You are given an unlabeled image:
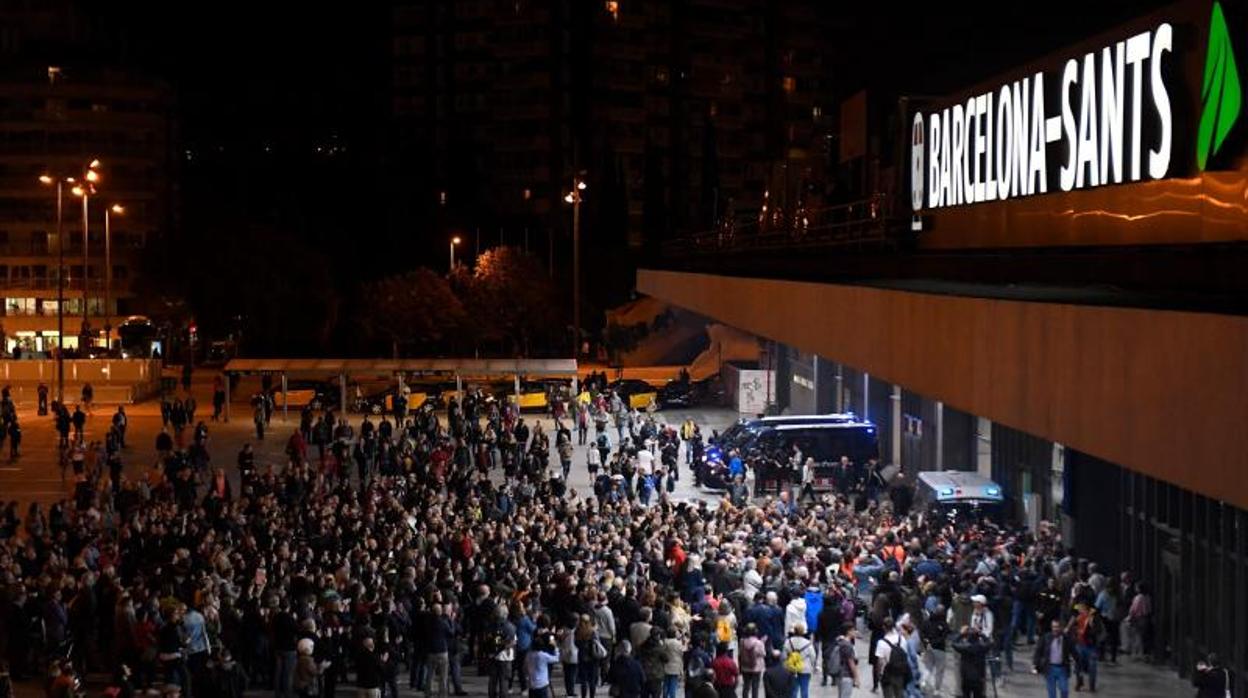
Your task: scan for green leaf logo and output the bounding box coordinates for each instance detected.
[1197,1,1242,170]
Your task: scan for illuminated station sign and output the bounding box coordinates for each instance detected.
[913,23,1176,212]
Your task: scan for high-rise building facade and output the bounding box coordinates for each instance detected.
[0,65,173,353]
[390,0,834,250]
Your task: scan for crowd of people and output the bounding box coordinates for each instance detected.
[0,379,1232,698]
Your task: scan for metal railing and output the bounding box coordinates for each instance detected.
[661,193,903,258]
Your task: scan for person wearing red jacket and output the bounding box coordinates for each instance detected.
[711,643,739,698]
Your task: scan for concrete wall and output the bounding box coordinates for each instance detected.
[638,269,1248,510]
[0,359,161,404]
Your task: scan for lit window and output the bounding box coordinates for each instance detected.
[782,77,796,93]
[812,106,822,118]
[605,0,619,21]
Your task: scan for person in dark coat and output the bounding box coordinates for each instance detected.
[951,625,991,698]
[1033,619,1076,698]
[606,642,644,698]
[1192,653,1234,698]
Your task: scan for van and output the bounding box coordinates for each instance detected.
[715,413,858,451]
[914,471,1005,522]
[748,418,880,491]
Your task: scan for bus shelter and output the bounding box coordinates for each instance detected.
[220,357,579,422]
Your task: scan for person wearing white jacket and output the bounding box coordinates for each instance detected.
[785,595,808,637]
[783,624,818,698]
[743,559,764,603]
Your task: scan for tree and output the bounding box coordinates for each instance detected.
[359,268,464,357]
[464,246,560,355]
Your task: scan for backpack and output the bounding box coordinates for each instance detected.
[783,639,806,674]
[825,639,849,678]
[738,639,761,668]
[716,618,733,644]
[882,639,911,684]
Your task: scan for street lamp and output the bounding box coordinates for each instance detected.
[38,174,66,402]
[104,204,124,350]
[39,159,98,400]
[450,236,461,271]
[564,174,586,358]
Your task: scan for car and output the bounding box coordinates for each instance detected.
[203,340,236,366]
[915,471,1005,522]
[272,379,339,410]
[355,386,429,414]
[609,378,660,410]
[657,375,725,409]
[505,381,551,411]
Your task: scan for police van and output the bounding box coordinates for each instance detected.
[914,471,1005,522]
[743,416,879,492]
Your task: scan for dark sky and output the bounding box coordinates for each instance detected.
[73,0,1177,268]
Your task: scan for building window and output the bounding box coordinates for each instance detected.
[5,298,36,316]
[782,76,796,93]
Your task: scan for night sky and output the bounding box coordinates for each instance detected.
[90,1,1172,263]
[40,0,1175,350]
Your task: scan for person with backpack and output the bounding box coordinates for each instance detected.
[875,618,912,698]
[781,624,815,698]
[737,624,766,698]
[1070,603,1105,692]
[826,627,858,698]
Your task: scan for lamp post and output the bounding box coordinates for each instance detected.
[564,175,586,358]
[72,160,100,349]
[449,236,461,271]
[38,174,65,402]
[104,204,123,351]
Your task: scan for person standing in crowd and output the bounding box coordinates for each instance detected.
[1192,653,1233,697]
[1034,619,1074,698]
[710,643,739,698]
[921,603,950,696]
[1127,582,1154,661]
[738,624,766,698]
[782,623,815,698]
[607,641,644,698]
[254,401,266,440]
[827,626,858,698]
[212,375,226,421]
[356,637,385,698]
[525,631,560,698]
[875,617,911,698]
[1070,602,1104,692]
[485,606,516,698]
[577,402,589,446]
[951,625,991,698]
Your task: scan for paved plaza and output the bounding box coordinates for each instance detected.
[1,376,1199,698]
